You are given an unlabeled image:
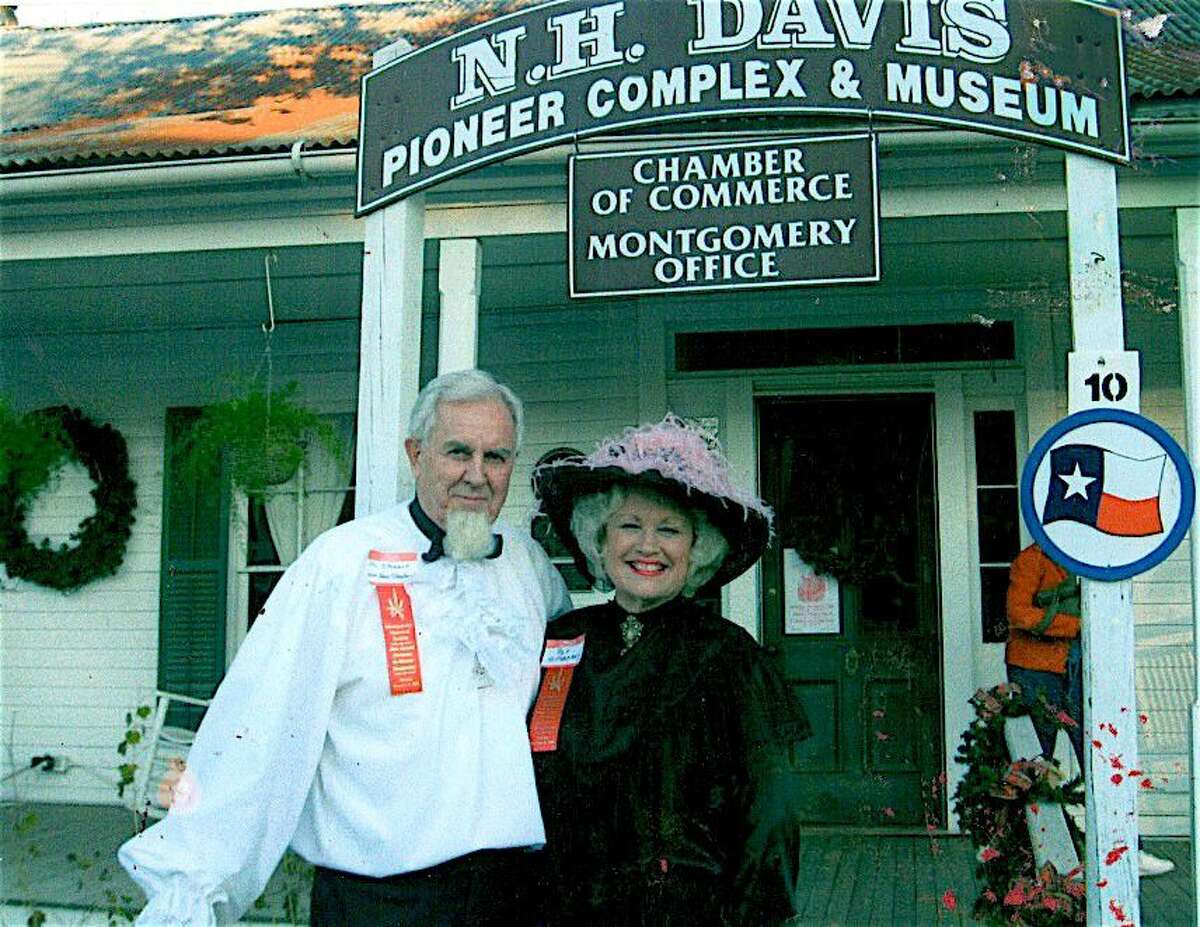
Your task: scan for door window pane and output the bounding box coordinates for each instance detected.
[977,488,1020,563]
[974,411,1017,485]
[981,566,1010,643]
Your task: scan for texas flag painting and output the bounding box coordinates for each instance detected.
[1042,444,1166,537]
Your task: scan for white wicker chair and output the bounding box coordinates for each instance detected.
[126,690,212,819]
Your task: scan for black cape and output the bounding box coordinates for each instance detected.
[532,597,811,926]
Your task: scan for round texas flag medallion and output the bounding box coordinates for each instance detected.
[1021,410,1195,581]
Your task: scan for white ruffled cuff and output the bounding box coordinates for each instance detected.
[133,876,230,926]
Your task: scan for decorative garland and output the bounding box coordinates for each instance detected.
[0,407,137,592]
[953,683,1086,926]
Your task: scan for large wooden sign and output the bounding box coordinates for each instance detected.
[357,0,1129,214]
[569,134,878,296]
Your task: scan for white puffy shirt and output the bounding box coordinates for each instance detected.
[118,503,572,925]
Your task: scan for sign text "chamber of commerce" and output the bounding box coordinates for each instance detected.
[569,134,879,296]
[357,0,1128,214]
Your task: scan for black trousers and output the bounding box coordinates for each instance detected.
[309,849,538,926]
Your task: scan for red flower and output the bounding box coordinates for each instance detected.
[1138,713,1149,724]
[1111,773,1124,785]
[983,890,998,903]
[1105,844,1130,866]
[1055,710,1077,727]
[941,889,957,912]
[1043,896,1061,912]
[1065,880,1086,898]
[1109,899,1127,921]
[1110,755,1124,770]
[1140,778,1154,789]
[1003,884,1026,906]
[1092,739,1104,749]
[980,846,1001,862]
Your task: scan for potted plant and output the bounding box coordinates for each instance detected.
[181,382,344,494]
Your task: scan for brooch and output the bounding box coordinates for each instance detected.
[620,614,644,655]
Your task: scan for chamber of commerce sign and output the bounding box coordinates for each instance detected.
[357,0,1129,214]
[569,134,878,296]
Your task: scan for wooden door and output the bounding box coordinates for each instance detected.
[760,395,943,826]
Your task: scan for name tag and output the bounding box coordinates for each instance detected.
[366,549,419,585]
[529,635,585,752]
[542,636,585,668]
[367,551,422,695]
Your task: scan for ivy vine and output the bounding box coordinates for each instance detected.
[953,683,1086,925]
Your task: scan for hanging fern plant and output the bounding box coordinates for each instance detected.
[180,381,344,495]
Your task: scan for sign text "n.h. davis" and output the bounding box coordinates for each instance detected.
[357,0,1128,214]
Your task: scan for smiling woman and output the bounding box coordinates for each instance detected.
[529,415,811,925]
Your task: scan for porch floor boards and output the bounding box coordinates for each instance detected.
[1,804,1194,925]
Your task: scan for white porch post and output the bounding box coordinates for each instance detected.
[437,238,482,373]
[355,38,425,517]
[1064,153,1139,924]
[1174,206,1200,924]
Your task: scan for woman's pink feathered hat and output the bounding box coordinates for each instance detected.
[533,414,774,589]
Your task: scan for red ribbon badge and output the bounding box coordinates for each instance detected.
[368,551,422,696]
[529,635,585,752]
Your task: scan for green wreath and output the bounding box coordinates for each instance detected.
[0,407,137,592]
[953,683,1086,925]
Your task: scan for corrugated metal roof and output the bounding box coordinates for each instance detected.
[0,1,1195,172]
[1123,0,1200,99]
[0,1,540,170]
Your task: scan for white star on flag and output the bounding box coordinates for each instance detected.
[1058,463,1096,499]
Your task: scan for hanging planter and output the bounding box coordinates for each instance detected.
[0,405,138,592]
[181,382,344,495]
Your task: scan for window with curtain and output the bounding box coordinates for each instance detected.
[231,414,357,649]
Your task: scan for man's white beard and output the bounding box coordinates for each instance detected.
[444,509,495,561]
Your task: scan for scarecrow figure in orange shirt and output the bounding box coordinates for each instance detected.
[1004,542,1174,877]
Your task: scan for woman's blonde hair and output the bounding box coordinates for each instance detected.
[569,484,729,596]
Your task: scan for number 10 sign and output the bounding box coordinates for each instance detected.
[1068,350,1140,412]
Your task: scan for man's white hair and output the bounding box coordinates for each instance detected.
[407,369,524,451]
[569,484,729,596]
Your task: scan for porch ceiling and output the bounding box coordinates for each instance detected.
[0,243,365,339]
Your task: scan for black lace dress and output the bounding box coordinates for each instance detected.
[532,597,811,926]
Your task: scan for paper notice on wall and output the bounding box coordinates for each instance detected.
[783,549,840,635]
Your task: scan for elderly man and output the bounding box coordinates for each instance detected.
[119,369,572,925]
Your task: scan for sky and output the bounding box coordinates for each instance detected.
[12,0,397,27]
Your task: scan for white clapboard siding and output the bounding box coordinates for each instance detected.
[0,306,360,806]
[0,414,161,806]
